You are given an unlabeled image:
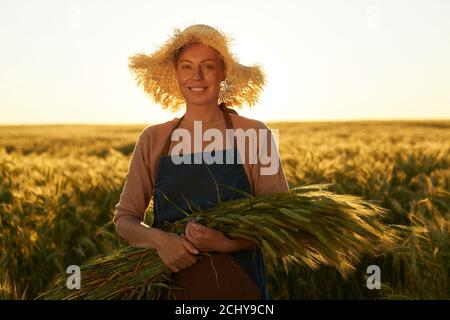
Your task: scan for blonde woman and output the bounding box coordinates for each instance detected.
[113,24,289,299]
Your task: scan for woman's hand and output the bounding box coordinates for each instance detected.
[154,231,199,273]
[185,221,258,253]
[184,221,232,252]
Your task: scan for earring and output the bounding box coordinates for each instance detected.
[218,79,229,103]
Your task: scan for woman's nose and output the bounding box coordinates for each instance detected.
[192,65,204,80]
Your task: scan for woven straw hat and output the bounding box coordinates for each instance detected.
[128,24,266,112]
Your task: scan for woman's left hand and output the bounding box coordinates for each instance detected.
[184,221,231,252]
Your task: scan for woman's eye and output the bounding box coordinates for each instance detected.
[179,64,213,70]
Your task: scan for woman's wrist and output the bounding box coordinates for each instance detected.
[146,227,167,251]
[219,237,257,253]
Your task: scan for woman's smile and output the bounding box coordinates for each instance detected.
[187,86,208,94]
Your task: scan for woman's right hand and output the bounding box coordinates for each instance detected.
[155,232,199,273]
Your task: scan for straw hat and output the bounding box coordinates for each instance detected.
[128,24,266,111]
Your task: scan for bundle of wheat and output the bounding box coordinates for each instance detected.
[39,183,397,300]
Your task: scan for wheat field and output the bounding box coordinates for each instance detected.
[0,121,449,299]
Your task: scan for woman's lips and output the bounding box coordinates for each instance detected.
[188,87,208,94]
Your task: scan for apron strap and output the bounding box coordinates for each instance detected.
[160,103,238,158]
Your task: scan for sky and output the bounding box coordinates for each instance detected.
[0,0,449,124]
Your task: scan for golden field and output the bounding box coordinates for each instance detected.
[0,121,449,299]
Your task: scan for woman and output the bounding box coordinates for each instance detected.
[113,24,289,300]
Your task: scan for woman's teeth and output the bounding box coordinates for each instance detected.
[189,87,207,92]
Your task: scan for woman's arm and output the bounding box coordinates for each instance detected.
[115,215,166,249]
[113,129,154,239]
[116,216,256,254]
[116,215,200,273]
[220,237,257,253]
[185,221,258,253]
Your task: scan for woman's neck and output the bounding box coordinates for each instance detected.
[182,102,224,123]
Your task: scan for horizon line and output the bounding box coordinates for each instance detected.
[1,118,450,126]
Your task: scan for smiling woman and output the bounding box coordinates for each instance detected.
[175,43,226,113]
[114,24,289,300]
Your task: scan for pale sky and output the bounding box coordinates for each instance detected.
[1,0,449,124]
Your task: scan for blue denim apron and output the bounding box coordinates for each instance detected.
[152,103,269,300]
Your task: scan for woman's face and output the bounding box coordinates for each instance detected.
[175,43,226,107]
